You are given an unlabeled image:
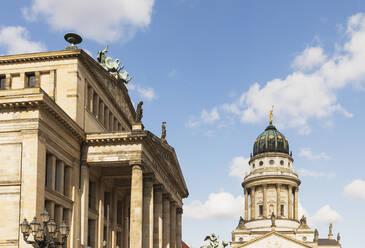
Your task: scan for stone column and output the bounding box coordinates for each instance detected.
[170,201,177,248]
[288,185,293,219]
[250,187,255,220]
[143,174,154,248]
[244,188,248,220]
[54,204,63,225]
[130,164,143,248]
[98,182,105,248]
[56,160,64,194]
[46,154,56,190]
[154,185,163,248]
[80,164,89,246]
[163,194,171,248]
[123,195,130,248]
[294,187,299,220]
[112,191,118,248]
[277,184,281,217]
[176,208,183,248]
[263,185,267,218]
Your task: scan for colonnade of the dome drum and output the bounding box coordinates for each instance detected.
[244,184,299,221]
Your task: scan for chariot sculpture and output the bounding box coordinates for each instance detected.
[201,233,228,248]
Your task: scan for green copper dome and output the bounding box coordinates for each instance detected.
[253,122,289,156]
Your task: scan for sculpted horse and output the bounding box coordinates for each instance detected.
[200,233,228,248]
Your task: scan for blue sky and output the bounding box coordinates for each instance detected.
[1,1,365,247]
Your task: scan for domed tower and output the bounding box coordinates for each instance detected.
[231,111,316,247]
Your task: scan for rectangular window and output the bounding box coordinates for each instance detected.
[259,205,263,216]
[0,75,6,89]
[281,205,285,217]
[88,219,96,248]
[26,72,36,87]
[88,181,97,210]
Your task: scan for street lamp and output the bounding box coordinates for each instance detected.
[20,209,69,248]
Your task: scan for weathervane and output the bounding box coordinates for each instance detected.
[269,105,274,124]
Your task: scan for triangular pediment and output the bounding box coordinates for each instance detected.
[238,231,312,248]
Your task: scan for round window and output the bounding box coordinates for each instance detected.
[280,160,284,166]
[302,236,307,241]
[259,161,263,166]
[269,160,274,165]
[239,237,244,242]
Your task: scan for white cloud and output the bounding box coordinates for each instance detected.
[344,179,365,199]
[298,168,335,179]
[299,148,331,160]
[127,84,156,101]
[310,205,342,225]
[201,107,220,124]
[22,0,155,43]
[184,191,244,220]
[0,26,46,54]
[228,156,250,180]
[191,13,365,133]
[292,46,327,71]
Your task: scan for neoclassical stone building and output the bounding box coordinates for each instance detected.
[0,46,188,248]
[231,116,341,248]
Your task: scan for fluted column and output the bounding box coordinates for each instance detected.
[170,201,177,248]
[250,187,255,220]
[244,188,248,220]
[123,195,130,248]
[263,185,267,218]
[288,185,293,219]
[277,184,281,217]
[143,174,154,248]
[163,194,171,248]
[176,208,182,248]
[154,185,163,248]
[294,187,299,220]
[80,164,89,246]
[130,164,143,248]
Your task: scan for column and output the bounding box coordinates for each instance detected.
[46,154,56,190]
[54,205,63,225]
[98,182,105,248]
[154,185,163,248]
[123,195,130,248]
[170,201,177,248]
[263,185,267,218]
[35,71,41,87]
[176,208,182,248]
[143,174,154,248]
[130,164,143,248]
[56,160,64,194]
[288,185,293,219]
[250,187,255,220]
[277,184,281,217]
[163,194,171,248]
[80,164,89,246]
[244,188,248,220]
[294,187,299,220]
[112,191,118,248]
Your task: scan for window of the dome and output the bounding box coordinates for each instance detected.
[269,160,274,165]
[261,136,265,140]
[269,135,274,139]
[259,161,263,166]
[278,135,282,139]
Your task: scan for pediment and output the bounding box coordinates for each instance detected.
[239,231,312,248]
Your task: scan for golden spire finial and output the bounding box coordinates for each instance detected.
[269,105,274,124]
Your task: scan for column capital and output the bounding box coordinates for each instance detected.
[129,160,144,169]
[176,207,183,215]
[143,173,154,182]
[295,187,299,192]
[153,184,164,192]
[163,193,171,201]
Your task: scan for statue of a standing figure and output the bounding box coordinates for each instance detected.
[97,44,108,64]
[337,233,341,243]
[161,122,167,141]
[328,223,333,239]
[135,101,143,123]
[237,216,246,229]
[270,212,276,227]
[201,233,228,248]
[314,229,319,242]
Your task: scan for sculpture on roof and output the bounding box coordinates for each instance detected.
[328,223,333,239]
[161,121,167,141]
[300,215,307,225]
[201,233,228,248]
[97,44,132,84]
[135,101,143,123]
[314,229,319,242]
[337,233,341,243]
[237,216,246,229]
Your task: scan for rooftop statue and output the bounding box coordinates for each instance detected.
[237,216,246,229]
[135,101,143,123]
[161,121,167,141]
[201,233,228,248]
[270,212,276,227]
[97,44,132,84]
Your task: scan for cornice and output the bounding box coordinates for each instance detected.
[0,50,81,64]
[250,152,294,163]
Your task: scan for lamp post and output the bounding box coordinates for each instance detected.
[20,209,69,248]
